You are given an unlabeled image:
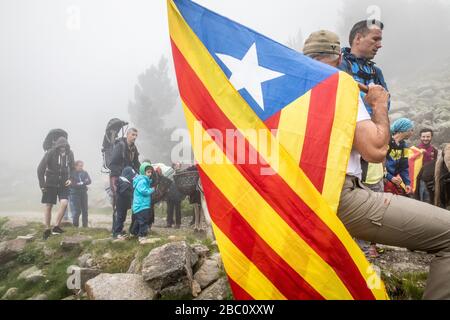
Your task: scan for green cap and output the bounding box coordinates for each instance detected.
[303,30,341,56]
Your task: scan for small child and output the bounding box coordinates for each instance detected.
[112,166,136,240]
[69,160,91,228]
[130,162,155,244]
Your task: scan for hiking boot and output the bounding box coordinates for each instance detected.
[43,229,52,240]
[52,226,65,235]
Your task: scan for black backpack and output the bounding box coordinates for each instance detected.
[102,118,128,172]
[43,129,68,152]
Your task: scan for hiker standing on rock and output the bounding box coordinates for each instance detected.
[37,137,75,240]
[304,29,450,300]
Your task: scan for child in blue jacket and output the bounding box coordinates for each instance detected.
[130,162,155,243]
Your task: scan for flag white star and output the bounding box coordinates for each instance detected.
[216,43,284,111]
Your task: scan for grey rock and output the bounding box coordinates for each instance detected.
[102,252,113,260]
[191,244,210,258]
[18,266,45,283]
[192,280,202,298]
[160,277,193,300]
[2,287,18,300]
[142,241,197,291]
[60,235,92,249]
[85,273,156,300]
[194,257,221,289]
[127,258,142,274]
[0,239,27,264]
[16,234,35,242]
[195,278,232,300]
[77,253,92,268]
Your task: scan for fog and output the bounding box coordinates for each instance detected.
[1,0,449,209]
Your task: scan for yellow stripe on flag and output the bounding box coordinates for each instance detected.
[276,92,311,165]
[211,223,287,300]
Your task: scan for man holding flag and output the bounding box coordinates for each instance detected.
[167,0,450,300]
[303,29,450,300]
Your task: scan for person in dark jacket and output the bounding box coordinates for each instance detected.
[113,166,137,240]
[108,128,140,229]
[109,128,140,178]
[37,137,75,240]
[69,160,91,228]
[165,163,185,229]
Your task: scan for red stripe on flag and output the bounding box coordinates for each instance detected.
[227,277,254,300]
[264,110,281,132]
[199,168,324,300]
[299,75,339,192]
[171,39,375,300]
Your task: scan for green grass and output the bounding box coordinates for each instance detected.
[383,272,428,300]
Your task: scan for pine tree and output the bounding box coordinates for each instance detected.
[128,56,179,164]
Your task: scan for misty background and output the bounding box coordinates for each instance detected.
[1,0,449,210]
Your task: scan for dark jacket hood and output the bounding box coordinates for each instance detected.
[54,137,70,151]
[121,166,137,182]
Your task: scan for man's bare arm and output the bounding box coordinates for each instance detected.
[353,85,391,163]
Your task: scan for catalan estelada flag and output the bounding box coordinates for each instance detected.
[408,146,424,193]
[168,0,388,300]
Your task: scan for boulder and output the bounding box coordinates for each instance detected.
[127,258,142,274]
[77,253,92,268]
[195,278,232,300]
[85,274,156,300]
[60,235,92,250]
[18,266,45,283]
[194,256,221,289]
[160,277,193,300]
[191,244,210,258]
[142,241,197,291]
[0,239,27,264]
[1,287,18,300]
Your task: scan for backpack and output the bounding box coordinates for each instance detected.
[102,118,128,172]
[43,129,68,152]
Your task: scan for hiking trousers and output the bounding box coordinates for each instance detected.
[70,190,88,228]
[338,176,450,300]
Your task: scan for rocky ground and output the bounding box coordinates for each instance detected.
[0,206,436,300]
[0,205,232,301]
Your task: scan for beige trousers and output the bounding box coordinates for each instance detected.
[338,176,450,300]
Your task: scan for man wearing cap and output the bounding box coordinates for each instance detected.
[303,30,450,300]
